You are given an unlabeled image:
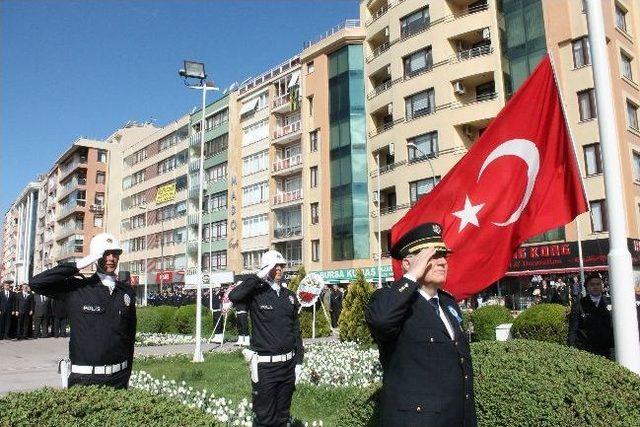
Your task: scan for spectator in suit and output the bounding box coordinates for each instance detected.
[51,295,69,338]
[33,292,52,338]
[1,279,16,340]
[16,283,35,340]
[329,285,343,328]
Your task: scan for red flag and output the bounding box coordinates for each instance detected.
[391,55,588,300]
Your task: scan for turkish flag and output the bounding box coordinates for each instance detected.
[391,55,588,300]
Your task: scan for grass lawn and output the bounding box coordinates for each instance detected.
[134,351,359,426]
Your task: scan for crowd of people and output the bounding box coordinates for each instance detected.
[146,288,200,306]
[0,279,68,340]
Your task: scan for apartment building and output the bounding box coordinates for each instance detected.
[33,167,58,273]
[117,117,190,294]
[360,0,640,284]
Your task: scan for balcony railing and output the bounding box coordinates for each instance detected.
[454,44,493,62]
[272,189,303,205]
[272,154,303,173]
[274,225,302,239]
[189,132,202,147]
[380,203,410,215]
[273,121,301,140]
[369,117,404,137]
[273,93,300,111]
[366,0,405,26]
[366,41,390,62]
[451,91,497,108]
[57,200,86,220]
[303,19,361,49]
[59,156,88,178]
[55,223,84,241]
[286,259,303,269]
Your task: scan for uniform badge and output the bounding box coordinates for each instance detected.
[124,294,131,307]
[289,295,295,305]
[447,305,462,324]
[398,283,409,292]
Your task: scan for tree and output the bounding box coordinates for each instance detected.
[287,266,306,293]
[339,269,374,345]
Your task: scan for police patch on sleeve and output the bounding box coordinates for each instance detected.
[124,293,131,307]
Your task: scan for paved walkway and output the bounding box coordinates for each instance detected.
[0,335,335,395]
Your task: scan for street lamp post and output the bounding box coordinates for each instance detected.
[375,153,382,289]
[406,142,436,185]
[138,205,149,306]
[179,60,219,363]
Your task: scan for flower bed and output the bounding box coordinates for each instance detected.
[136,332,197,346]
[298,341,381,388]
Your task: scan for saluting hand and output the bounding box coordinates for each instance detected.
[406,247,437,282]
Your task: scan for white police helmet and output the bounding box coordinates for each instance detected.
[256,250,287,279]
[77,233,123,269]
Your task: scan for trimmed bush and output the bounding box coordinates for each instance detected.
[0,386,219,426]
[470,305,514,341]
[511,303,568,344]
[339,269,374,345]
[335,340,640,427]
[170,304,214,336]
[299,307,332,338]
[136,305,176,333]
[287,266,306,294]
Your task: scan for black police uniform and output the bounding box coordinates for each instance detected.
[211,288,224,335]
[568,295,614,357]
[366,276,477,427]
[229,275,304,427]
[235,300,249,337]
[0,288,16,340]
[30,263,137,389]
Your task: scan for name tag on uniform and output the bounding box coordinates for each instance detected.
[81,305,104,313]
[259,305,273,310]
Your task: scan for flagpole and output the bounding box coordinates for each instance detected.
[576,216,585,286]
[585,0,640,374]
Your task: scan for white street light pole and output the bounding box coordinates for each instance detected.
[139,205,149,306]
[179,60,219,363]
[586,0,640,374]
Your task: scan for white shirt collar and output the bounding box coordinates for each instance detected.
[97,272,116,293]
[418,288,455,340]
[590,294,601,305]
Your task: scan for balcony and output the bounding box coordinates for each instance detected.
[366,41,391,63]
[55,222,84,241]
[188,184,200,199]
[187,240,198,253]
[89,204,105,214]
[272,121,301,145]
[58,177,87,201]
[187,213,199,226]
[189,132,202,147]
[57,200,86,220]
[285,259,303,269]
[189,159,200,173]
[272,93,300,114]
[273,225,303,241]
[272,189,303,206]
[272,154,303,177]
[454,44,493,63]
[59,155,88,180]
[451,91,497,108]
[369,117,404,138]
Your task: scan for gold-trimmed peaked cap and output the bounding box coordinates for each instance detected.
[390,222,451,260]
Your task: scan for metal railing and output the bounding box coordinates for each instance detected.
[189,132,202,147]
[369,117,404,137]
[451,91,497,108]
[273,93,300,110]
[57,200,86,220]
[272,154,303,173]
[238,55,300,95]
[454,44,493,62]
[272,189,303,205]
[273,121,301,140]
[365,0,405,26]
[303,19,361,49]
[59,156,88,178]
[274,225,303,239]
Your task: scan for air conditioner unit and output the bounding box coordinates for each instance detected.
[482,27,491,40]
[454,81,466,95]
[387,103,393,115]
[384,26,390,37]
[388,143,395,156]
[373,191,379,203]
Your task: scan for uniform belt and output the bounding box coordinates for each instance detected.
[256,351,295,363]
[71,360,128,375]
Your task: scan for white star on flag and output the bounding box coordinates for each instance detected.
[452,195,485,232]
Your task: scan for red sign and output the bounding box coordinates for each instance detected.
[156,271,173,283]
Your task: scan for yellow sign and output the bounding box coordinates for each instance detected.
[155,183,177,204]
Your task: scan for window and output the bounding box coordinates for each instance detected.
[207,220,227,240]
[242,214,268,238]
[204,134,229,158]
[97,150,107,163]
[621,51,633,80]
[408,131,438,162]
[159,134,179,151]
[310,166,318,188]
[400,7,429,38]
[405,88,435,120]
[572,37,590,68]
[204,191,227,212]
[157,150,188,174]
[205,108,229,130]
[205,162,227,182]
[242,150,269,176]
[94,215,104,228]
[409,176,441,204]
[589,200,608,232]
[242,181,269,206]
[310,130,319,152]
[577,89,597,121]
[627,100,639,130]
[242,119,269,146]
[583,143,602,176]
[633,151,640,182]
[203,251,227,270]
[310,202,319,224]
[307,61,315,74]
[312,240,320,262]
[615,3,628,33]
[130,214,145,229]
[308,96,314,116]
[243,250,266,270]
[403,47,432,77]
[96,172,106,184]
[95,193,105,206]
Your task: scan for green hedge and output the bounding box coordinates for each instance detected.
[137,305,175,333]
[470,305,514,341]
[335,340,640,427]
[339,270,374,345]
[0,386,219,426]
[136,305,238,337]
[299,307,332,338]
[511,303,568,344]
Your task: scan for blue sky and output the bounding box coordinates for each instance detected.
[0,0,359,215]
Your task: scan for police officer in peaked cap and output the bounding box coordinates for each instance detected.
[366,223,477,427]
[229,250,304,427]
[30,232,136,389]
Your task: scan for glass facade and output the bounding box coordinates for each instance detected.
[499,0,547,95]
[328,45,370,261]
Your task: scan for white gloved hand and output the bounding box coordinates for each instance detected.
[295,364,303,384]
[256,262,276,280]
[76,253,101,270]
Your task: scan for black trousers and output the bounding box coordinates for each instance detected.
[212,310,224,334]
[0,312,12,339]
[69,367,131,389]
[17,313,31,339]
[236,312,249,336]
[252,358,296,427]
[53,317,68,337]
[34,315,50,338]
[330,310,340,328]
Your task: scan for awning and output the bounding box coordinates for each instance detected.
[287,71,300,88]
[504,265,608,277]
[239,97,259,115]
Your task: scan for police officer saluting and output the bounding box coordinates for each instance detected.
[30,233,136,389]
[366,223,476,427]
[229,250,304,427]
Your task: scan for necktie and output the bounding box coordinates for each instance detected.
[429,297,440,316]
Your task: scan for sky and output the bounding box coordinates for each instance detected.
[0,0,359,215]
